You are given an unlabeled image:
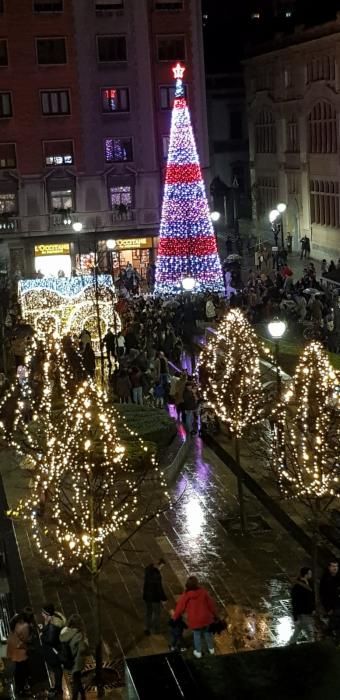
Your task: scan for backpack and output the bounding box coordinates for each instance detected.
[59,640,75,670]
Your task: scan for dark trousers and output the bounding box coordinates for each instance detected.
[44,650,63,693]
[145,602,161,633]
[14,660,29,693]
[72,671,86,700]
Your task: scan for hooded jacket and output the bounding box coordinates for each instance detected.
[173,587,216,630]
[291,578,315,621]
[59,627,88,674]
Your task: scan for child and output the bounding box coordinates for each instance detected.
[154,381,165,408]
[168,615,187,652]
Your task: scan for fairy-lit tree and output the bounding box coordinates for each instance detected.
[9,375,170,692]
[273,341,340,584]
[200,308,268,532]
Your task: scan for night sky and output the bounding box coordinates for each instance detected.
[202,0,340,74]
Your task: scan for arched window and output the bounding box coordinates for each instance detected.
[307,55,335,83]
[255,110,276,153]
[310,179,340,228]
[308,102,337,153]
[286,114,299,153]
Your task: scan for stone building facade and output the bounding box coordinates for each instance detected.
[0,0,208,279]
[244,15,340,259]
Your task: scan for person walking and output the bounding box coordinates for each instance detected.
[288,567,315,644]
[182,380,198,435]
[40,604,66,697]
[143,560,167,635]
[59,615,88,700]
[7,611,31,696]
[115,369,131,403]
[172,576,216,658]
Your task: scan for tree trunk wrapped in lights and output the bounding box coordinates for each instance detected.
[9,377,170,692]
[199,308,268,532]
[273,341,340,586]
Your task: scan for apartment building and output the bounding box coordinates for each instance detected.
[244,15,340,259]
[0,0,208,279]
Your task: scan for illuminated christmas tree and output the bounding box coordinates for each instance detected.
[155,63,224,294]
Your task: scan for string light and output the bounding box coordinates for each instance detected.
[154,63,224,295]
[199,309,267,437]
[274,341,340,506]
[6,337,170,575]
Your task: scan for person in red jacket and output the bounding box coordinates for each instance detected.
[173,576,216,658]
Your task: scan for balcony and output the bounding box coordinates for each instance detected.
[0,215,19,232]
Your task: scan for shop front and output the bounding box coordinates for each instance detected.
[109,237,156,281]
[34,243,72,277]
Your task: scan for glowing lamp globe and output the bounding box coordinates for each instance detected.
[72,222,83,233]
[277,203,287,214]
[182,277,196,292]
[211,211,221,222]
[269,209,279,224]
[268,318,287,339]
[106,239,116,250]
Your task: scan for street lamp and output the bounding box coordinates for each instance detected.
[182,277,196,292]
[267,317,287,397]
[211,211,221,222]
[72,221,83,273]
[269,209,279,224]
[277,202,287,215]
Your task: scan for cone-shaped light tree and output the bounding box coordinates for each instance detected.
[273,341,340,581]
[200,309,267,531]
[9,377,169,690]
[155,63,224,294]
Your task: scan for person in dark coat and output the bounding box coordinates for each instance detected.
[288,567,315,644]
[320,560,340,614]
[83,344,96,378]
[143,560,167,635]
[41,604,66,697]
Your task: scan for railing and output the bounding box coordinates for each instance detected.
[0,216,19,232]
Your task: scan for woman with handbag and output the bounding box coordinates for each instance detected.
[172,576,216,658]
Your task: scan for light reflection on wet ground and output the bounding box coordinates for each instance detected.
[160,437,305,653]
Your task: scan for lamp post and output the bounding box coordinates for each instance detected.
[267,317,287,398]
[210,211,221,223]
[72,221,83,273]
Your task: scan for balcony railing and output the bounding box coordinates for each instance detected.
[0,215,19,232]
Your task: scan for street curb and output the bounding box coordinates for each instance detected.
[204,434,333,565]
[162,429,190,481]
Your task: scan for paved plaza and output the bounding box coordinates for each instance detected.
[1,435,308,678]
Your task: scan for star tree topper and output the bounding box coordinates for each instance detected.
[172,62,186,80]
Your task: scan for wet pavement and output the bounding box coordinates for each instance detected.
[1,434,308,675]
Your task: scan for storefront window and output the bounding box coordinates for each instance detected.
[0,193,17,213]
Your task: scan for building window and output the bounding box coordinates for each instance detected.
[230,111,243,140]
[157,36,185,61]
[286,114,299,153]
[96,0,124,9]
[97,36,127,62]
[41,90,70,115]
[44,140,74,166]
[50,189,73,211]
[36,38,67,65]
[162,135,170,160]
[155,1,183,8]
[307,55,335,83]
[101,87,129,113]
[284,67,292,88]
[287,172,300,195]
[232,165,245,193]
[310,179,340,228]
[160,84,187,109]
[0,193,17,214]
[0,92,11,117]
[0,144,16,168]
[110,185,132,219]
[308,102,337,154]
[104,137,133,162]
[0,40,8,67]
[256,176,278,217]
[255,110,276,153]
[255,68,273,91]
[33,1,63,11]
